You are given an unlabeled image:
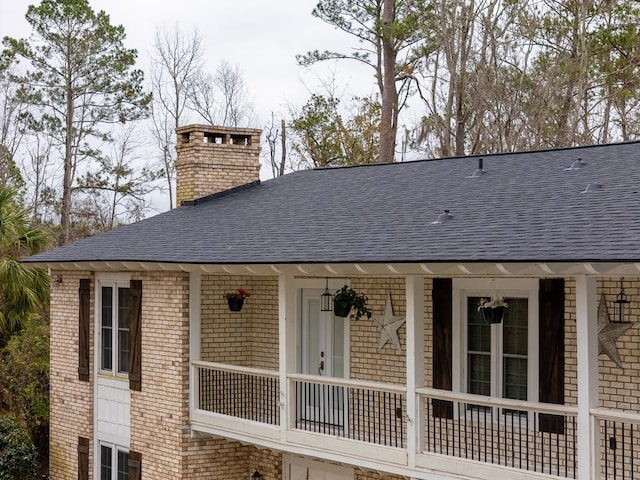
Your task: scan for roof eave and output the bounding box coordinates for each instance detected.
[27,261,640,277]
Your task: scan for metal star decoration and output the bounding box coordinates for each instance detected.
[371,293,406,353]
[598,294,631,369]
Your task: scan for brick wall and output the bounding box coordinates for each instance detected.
[201,275,279,370]
[597,277,640,410]
[350,278,407,385]
[49,271,94,479]
[175,125,261,205]
[128,271,253,479]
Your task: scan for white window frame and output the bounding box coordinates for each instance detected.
[98,441,129,480]
[96,273,131,379]
[452,278,539,405]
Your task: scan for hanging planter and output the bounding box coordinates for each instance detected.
[223,288,250,312]
[333,301,353,318]
[332,285,372,320]
[478,296,508,324]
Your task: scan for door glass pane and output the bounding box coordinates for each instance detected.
[117,450,129,480]
[331,316,344,378]
[468,353,491,395]
[467,297,490,352]
[101,287,113,371]
[101,445,112,480]
[305,298,320,374]
[503,297,528,400]
[117,287,130,374]
[467,297,491,395]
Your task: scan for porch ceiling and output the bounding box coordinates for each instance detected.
[35,260,640,277]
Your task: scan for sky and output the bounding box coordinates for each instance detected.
[0,0,375,122]
[1,0,380,211]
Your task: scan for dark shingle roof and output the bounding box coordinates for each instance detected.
[23,141,640,265]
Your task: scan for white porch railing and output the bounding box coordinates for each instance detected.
[192,361,280,425]
[287,373,407,448]
[592,407,640,479]
[191,362,640,480]
[416,387,578,478]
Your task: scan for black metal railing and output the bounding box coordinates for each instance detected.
[195,363,280,426]
[293,376,406,448]
[419,389,577,478]
[594,409,640,480]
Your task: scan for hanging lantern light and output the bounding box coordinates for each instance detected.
[613,278,631,324]
[321,278,333,312]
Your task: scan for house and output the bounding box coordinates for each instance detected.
[24,124,640,480]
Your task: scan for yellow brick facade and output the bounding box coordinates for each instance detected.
[48,271,640,479]
[49,271,94,479]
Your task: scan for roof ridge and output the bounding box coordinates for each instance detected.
[312,140,640,172]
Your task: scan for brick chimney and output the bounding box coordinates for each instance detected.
[175,125,262,205]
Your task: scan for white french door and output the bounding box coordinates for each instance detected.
[300,289,349,428]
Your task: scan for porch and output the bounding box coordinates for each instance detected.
[186,271,640,480]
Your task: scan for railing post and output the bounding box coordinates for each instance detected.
[406,276,425,466]
[189,272,201,417]
[575,275,599,480]
[279,275,296,439]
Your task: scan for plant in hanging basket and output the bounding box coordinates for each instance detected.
[333,285,372,320]
[223,288,250,312]
[478,295,508,324]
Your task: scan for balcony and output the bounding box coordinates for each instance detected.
[190,361,640,479]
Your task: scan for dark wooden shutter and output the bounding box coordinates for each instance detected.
[539,278,565,434]
[432,278,453,419]
[129,280,142,391]
[77,437,89,480]
[128,451,142,480]
[78,279,91,382]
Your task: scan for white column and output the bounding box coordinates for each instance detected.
[575,275,599,480]
[279,275,296,441]
[406,276,425,467]
[188,272,201,414]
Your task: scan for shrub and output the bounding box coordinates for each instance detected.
[0,415,37,480]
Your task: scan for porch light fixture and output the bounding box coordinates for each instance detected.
[321,278,333,312]
[251,471,263,479]
[613,278,631,324]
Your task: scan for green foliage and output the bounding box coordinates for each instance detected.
[0,188,49,344]
[290,94,380,167]
[0,416,38,480]
[2,0,151,243]
[0,318,50,477]
[333,285,372,320]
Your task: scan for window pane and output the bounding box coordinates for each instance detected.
[468,353,491,396]
[503,298,528,356]
[117,450,129,480]
[101,445,112,480]
[504,357,528,400]
[101,287,113,371]
[467,297,490,352]
[118,288,130,374]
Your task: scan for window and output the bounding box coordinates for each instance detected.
[453,279,538,404]
[466,296,528,400]
[99,279,130,375]
[100,444,129,480]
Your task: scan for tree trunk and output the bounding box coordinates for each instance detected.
[62,52,74,245]
[379,0,398,163]
[280,119,286,176]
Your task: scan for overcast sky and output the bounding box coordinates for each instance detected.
[0,0,375,122]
